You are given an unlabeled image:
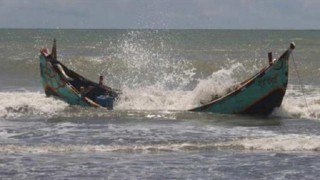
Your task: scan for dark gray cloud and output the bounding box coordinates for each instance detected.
[0,0,319,29]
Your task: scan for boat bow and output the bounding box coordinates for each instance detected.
[39,39,119,109]
[190,42,295,115]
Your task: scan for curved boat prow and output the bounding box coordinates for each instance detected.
[39,39,119,110]
[190,42,295,115]
[290,42,296,51]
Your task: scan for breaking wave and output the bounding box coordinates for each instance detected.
[0,92,67,119]
[216,134,320,151]
[272,85,320,120]
[2,134,320,154]
[1,82,320,121]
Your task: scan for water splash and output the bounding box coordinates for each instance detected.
[101,30,196,89]
[272,85,320,120]
[115,62,247,110]
[96,31,252,110]
[192,62,245,106]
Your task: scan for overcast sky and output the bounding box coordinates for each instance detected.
[0,0,319,29]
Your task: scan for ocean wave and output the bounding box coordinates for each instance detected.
[0,143,199,154]
[271,85,320,120]
[1,85,320,121]
[0,92,67,119]
[217,134,320,152]
[2,134,320,154]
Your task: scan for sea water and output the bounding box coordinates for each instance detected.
[0,29,320,179]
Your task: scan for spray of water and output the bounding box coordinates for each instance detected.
[102,31,196,89]
[272,85,320,119]
[95,31,249,110]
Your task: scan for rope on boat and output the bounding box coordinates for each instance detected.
[291,53,313,116]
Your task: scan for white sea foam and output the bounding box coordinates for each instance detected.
[0,91,67,119]
[272,85,320,120]
[0,144,192,154]
[191,62,244,105]
[217,134,320,151]
[115,62,245,110]
[2,134,320,154]
[1,77,315,121]
[116,86,193,110]
[1,81,319,121]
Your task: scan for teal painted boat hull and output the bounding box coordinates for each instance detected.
[190,43,295,115]
[39,40,118,109]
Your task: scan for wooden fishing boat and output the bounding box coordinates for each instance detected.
[39,39,119,110]
[190,42,295,115]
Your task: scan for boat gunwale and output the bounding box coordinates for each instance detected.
[189,48,292,112]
